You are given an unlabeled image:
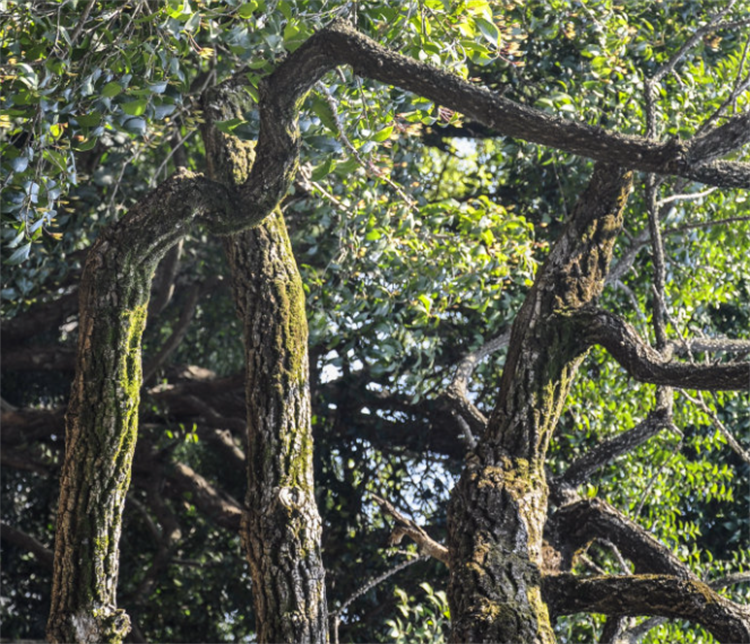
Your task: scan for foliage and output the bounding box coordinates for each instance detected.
[384,582,450,644]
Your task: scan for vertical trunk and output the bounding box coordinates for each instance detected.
[202,84,328,643]
[447,164,632,643]
[225,219,328,643]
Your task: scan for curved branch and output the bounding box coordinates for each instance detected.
[580,309,750,390]
[253,21,749,189]
[546,498,694,579]
[451,332,510,394]
[441,330,510,437]
[148,240,183,318]
[47,170,235,644]
[543,573,750,643]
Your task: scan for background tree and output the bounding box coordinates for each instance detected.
[2,1,749,643]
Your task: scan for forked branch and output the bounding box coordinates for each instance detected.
[543,573,750,643]
[579,309,750,390]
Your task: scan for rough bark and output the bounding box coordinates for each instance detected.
[223,217,328,643]
[46,173,234,644]
[545,498,695,579]
[41,18,749,643]
[580,309,750,390]
[446,164,633,644]
[202,83,328,644]
[544,573,750,643]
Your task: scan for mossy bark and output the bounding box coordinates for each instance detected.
[46,173,232,644]
[447,164,632,644]
[203,84,328,644]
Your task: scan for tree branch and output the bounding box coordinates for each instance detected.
[0,522,54,568]
[371,493,450,566]
[546,498,694,579]
[143,282,204,383]
[230,18,750,240]
[441,330,510,438]
[680,390,750,466]
[1,290,79,348]
[554,400,671,493]
[148,240,183,318]
[330,555,429,644]
[672,336,750,356]
[543,573,750,643]
[580,309,750,390]
[616,572,750,643]
[164,462,245,532]
[2,345,76,372]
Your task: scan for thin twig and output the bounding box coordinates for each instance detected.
[664,214,750,235]
[646,177,668,349]
[634,428,682,520]
[330,554,428,644]
[315,82,418,210]
[656,187,717,207]
[679,390,750,466]
[652,0,739,83]
[370,493,450,565]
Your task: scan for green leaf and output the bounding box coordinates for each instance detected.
[474,17,500,46]
[311,95,338,133]
[372,125,394,142]
[311,158,336,181]
[102,81,123,97]
[73,136,98,151]
[183,11,201,32]
[215,118,245,134]
[76,113,102,127]
[6,243,31,265]
[44,149,68,174]
[121,99,148,116]
[122,117,147,134]
[237,2,258,18]
[10,156,29,172]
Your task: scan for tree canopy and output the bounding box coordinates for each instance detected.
[1,1,749,643]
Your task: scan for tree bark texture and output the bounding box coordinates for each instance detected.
[447,164,633,644]
[46,174,231,644]
[544,573,750,643]
[203,83,328,644]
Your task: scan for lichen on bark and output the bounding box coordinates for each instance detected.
[447,164,633,644]
[202,82,328,643]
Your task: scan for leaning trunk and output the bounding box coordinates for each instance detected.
[46,172,225,643]
[447,164,632,643]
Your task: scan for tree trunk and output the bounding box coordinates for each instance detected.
[225,219,328,643]
[447,164,632,643]
[203,83,329,643]
[45,173,223,643]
